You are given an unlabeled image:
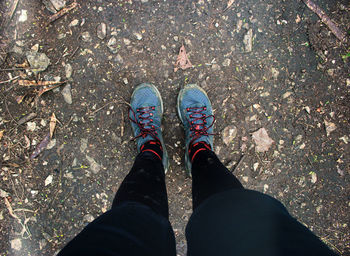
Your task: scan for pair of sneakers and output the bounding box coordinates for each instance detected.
[129,83,215,175]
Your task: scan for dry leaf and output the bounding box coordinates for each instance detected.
[0,130,3,141]
[174,44,193,72]
[30,132,50,160]
[24,135,31,148]
[252,128,274,152]
[50,113,57,138]
[18,80,64,87]
[37,84,61,97]
[324,120,336,136]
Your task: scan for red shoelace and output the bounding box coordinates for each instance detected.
[129,106,159,141]
[186,106,215,146]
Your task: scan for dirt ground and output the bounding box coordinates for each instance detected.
[0,0,349,255]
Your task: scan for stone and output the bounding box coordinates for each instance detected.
[243,29,253,52]
[211,64,220,71]
[86,155,101,174]
[133,32,142,40]
[26,51,50,74]
[83,214,95,223]
[80,138,88,152]
[222,58,231,67]
[27,122,36,132]
[50,0,66,11]
[222,125,237,146]
[44,175,53,186]
[123,38,131,45]
[107,37,119,53]
[97,23,107,40]
[81,31,92,42]
[61,84,72,104]
[46,139,56,149]
[42,0,57,13]
[18,10,27,22]
[69,19,79,27]
[11,238,22,251]
[65,63,73,79]
[116,54,124,64]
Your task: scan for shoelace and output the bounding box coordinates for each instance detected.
[186,106,215,146]
[129,106,159,141]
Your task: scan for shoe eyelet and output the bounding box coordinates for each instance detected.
[204,107,207,110]
[152,107,155,110]
[186,108,190,111]
[150,113,153,116]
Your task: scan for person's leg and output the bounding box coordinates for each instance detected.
[177,84,337,256]
[190,145,243,209]
[113,145,169,218]
[58,84,176,256]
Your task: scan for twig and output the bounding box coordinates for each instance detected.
[120,110,124,137]
[69,46,80,59]
[47,2,78,24]
[18,113,37,125]
[302,0,346,42]
[0,76,20,84]
[231,155,246,173]
[0,67,27,72]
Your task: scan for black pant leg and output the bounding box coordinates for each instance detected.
[191,149,244,209]
[113,151,169,218]
[58,151,176,256]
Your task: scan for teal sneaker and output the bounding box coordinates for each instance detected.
[177,84,215,175]
[129,83,169,172]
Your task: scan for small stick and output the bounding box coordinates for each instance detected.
[302,0,346,42]
[231,155,246,173]
[18,113,37,125]
[120,110,124,137]
[0,67,27,72]
[0,76,20,84]
[69,46,80,59]
[48,2,78,24]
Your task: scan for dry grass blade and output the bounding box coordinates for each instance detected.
[50,113,57,138]
[18,113,37,125]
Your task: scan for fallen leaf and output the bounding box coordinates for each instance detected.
[24,135,31,148]
[295,14,301,23]
[16,94,26,104]
[18,80,64,87]
[324,120,336,136]
[37,84,61,97]
[30,132,50,160]
[50,113,57,138]
[174,44,193,72]
[252,128,274,152]
[0,130,3,141]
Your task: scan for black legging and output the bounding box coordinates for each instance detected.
[113,149,243,218]
[59,149,337,256]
